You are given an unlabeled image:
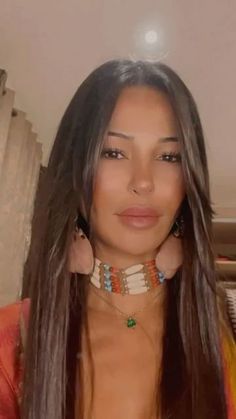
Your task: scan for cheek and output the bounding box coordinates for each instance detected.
[154,167,185,209]
[90,165,127,243]
[93,164,127,206]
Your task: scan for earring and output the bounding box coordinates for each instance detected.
[68,213,94,275]
[155,216,185,279]
[171,214,185,238]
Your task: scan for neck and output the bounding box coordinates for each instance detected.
[86,281,168,318]
[86,247,168,315]
[90,257,165,295]
[93,242,158,270]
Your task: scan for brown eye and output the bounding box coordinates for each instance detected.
[157,152,181,163]
[101,148,125,159]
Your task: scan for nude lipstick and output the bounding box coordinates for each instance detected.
[117,207,160,229]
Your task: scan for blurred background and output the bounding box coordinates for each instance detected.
[0,0,235,308]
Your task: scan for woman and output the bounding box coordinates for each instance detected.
[0,59,235,419]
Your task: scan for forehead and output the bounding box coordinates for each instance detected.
[108,86,178,135]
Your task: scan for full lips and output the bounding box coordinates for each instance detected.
[117,214,160,229]
[118,207,160,217]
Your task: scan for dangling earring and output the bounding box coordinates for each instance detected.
[68,213,94,275]
[171,214,185,238]
[155,215,185,279]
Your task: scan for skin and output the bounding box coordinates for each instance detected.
[91,85,185,263]
[76,86,186,418]
[87,85,185,313]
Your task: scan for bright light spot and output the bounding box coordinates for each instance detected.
[145,30,158,45]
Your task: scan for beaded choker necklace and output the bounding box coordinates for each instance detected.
[89,258,166,295]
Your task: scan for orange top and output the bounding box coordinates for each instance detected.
[0,299,29,418]
[0,298,235,418]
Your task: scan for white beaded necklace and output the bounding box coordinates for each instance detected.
[89,257,166,295]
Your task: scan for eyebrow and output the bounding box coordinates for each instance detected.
[107,130,179,143]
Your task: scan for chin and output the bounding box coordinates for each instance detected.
[111,238,158,258]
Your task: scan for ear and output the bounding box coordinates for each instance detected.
[67,229,94,274]
[155,234,183,279]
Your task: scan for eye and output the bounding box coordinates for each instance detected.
[101,148,126,160]
[157,152,182,163]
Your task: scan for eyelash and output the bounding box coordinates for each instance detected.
[101,148,182,163]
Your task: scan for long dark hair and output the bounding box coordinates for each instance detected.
[21,59,230,419]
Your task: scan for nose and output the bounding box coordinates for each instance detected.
[127,161,155,195]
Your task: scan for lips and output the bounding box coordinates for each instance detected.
[117,207,160,229]
[118,207,159,217]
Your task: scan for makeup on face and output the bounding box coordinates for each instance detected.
[91,86,185,264]
[99,129,182,232]
[106,130,179,144]
[116,205,161,229]
[102,129,182,161]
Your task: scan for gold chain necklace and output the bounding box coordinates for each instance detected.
[87,283,166,329]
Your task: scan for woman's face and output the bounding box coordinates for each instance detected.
[90,86,186,262]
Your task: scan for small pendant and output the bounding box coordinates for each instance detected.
[126,317,137,329]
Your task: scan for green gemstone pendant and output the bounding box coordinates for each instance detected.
[126,317,137,329]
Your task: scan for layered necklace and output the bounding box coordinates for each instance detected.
[88,257,168,329]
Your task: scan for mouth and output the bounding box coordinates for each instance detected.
[117,207,160,229]
[118,206,160,217]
